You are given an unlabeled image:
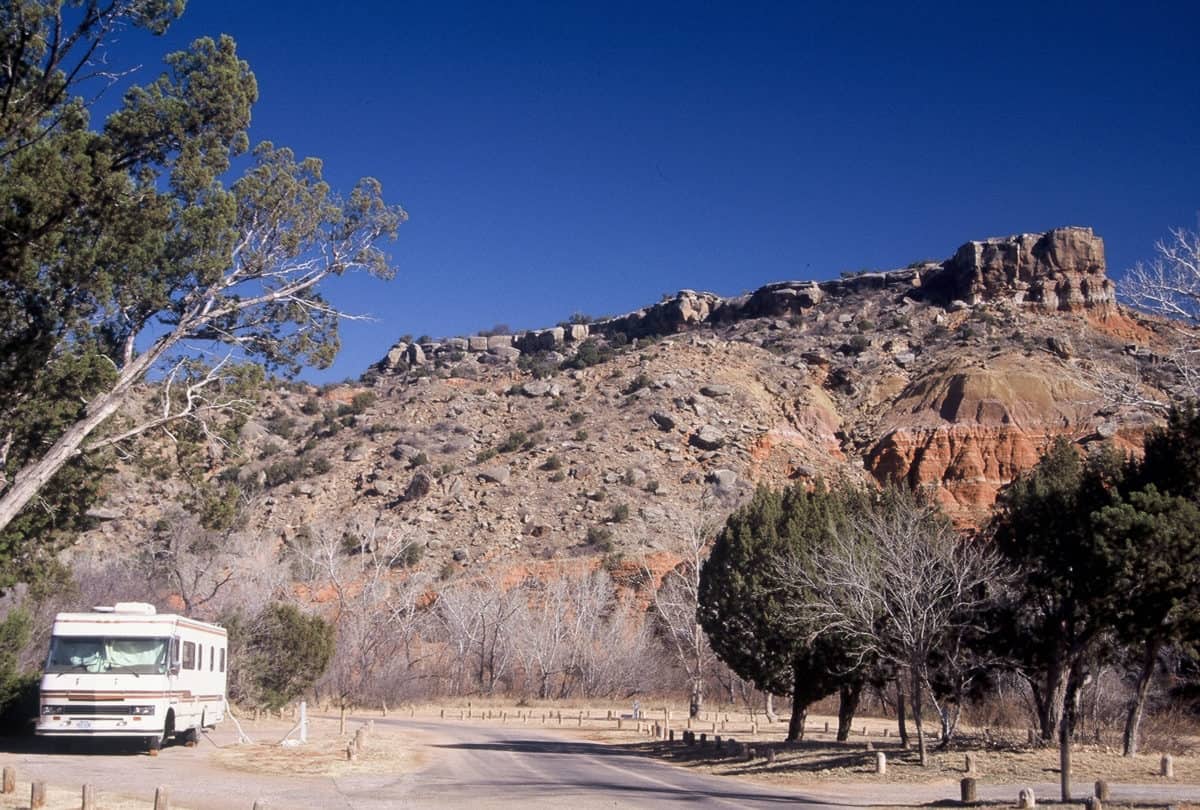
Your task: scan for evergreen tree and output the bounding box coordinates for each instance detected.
[698,483,860,741]
[0,3,405,587]
[1100,404,1200,755]
[989,437,1124,799]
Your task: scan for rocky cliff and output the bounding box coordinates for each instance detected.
[75,226,1190,585]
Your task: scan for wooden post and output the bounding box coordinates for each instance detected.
[1027,728,1035,746]
[824,721,829,733]
[1094,780,1109,801]
[31,781,46,809]
[965,753,977,774]
[617,718,623,730]
[960,777,976,803]
[766,748,776,764]
[876,752,887,775]
[153,786,169,810]
[669,729,675,742]
[381,700,388,718]
[346,741,356,761]
[862,725,868,736]
[700,733,707,746]
[1018,788,1036,809]
[355,727,367,752]
[1086,797,1102,810]
[1161,754,1174,778]
[440,708,445,719]
[1,766,13,793]
[82,783,97,810]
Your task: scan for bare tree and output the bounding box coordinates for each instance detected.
[434,580,523,696]
[293,518,430,723]
[1122,227,1200,325]
[776,489,1002,766]
[643,509,722,717]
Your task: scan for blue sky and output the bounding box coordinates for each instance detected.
[116,1,1200,382]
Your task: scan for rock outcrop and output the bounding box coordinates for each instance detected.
[932,226,1114,311]
[376,226,1116,372]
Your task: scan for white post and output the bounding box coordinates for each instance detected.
[300,700,308,744]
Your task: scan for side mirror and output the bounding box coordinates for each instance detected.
[169,662,181,675]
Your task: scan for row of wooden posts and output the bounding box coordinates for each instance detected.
[1,765,272,809]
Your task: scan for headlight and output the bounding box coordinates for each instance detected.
[129,705,156,715]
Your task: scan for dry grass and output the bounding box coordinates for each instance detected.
[209,715,428,778]
[0,781,147,810]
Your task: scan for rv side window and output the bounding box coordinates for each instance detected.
[182,641,196,670]
[209,646,214,671]
[198,644,204,669]
[219,648,226,673]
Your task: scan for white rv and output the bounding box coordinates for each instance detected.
[36,602,227,752]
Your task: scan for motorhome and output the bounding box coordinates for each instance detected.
[36,602,226,752]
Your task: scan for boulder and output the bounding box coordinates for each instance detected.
[404,471,433,501]
[699,384,733,398]
[468,335,488,352]
[566,324,589,342]
[452,547,470,562]
[489,346,522,362]
[487,334,513,350]
[650,411,676,431]
[690,426,726,451]
[477,465,511,485]
[707,469,738,489]
[406,343,426,364]
[522,381,554,397]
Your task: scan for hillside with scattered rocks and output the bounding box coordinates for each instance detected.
[74,227,1194,584]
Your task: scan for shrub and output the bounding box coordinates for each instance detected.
[549,471,567,483]
[300,397,322,416]
[223,604,334,711]
[623,372,654,395]
[392,543,425,569]
[587,525,614,551]
[844,335,871,355]
[438,561,457,580]
[562,338,613,370]
[574,429,589,442]
[568,411,587,426]
[610,503,631,523]
[856,319,876,333]
[264,458,305,488]
[498,431,527,453]
[644,479,660,494]
[348,391,377,414]
[309,456,333,475]
[267,412,297,439]
[542,454,564,471]
[410,451,430,468]
[475,448,498,464]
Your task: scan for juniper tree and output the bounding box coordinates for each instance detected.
[698,483,861,741]
[0,2,405,587]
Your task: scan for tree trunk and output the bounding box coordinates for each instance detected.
[836,680,862,742]
[764,692,778,723]
[0,327,178,535]
[896,681,910,748]
[911,669,927,767]
[689,678,703,719]
[1059,665,1085,802]
[786,664,808,741]
[1122,638,1160,757]
[1034,662,1071,743]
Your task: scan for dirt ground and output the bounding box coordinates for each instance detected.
[1,702,1196,808]
[0,712,427,810]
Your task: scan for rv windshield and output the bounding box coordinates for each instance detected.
[45,636,169,675]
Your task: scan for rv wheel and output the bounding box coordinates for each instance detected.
[147,735,160,756]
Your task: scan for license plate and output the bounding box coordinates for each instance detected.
[75,720,91,729]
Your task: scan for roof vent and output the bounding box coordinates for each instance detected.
[110,602,157,615]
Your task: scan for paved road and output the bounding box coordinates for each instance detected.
[350,718,838,808]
